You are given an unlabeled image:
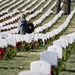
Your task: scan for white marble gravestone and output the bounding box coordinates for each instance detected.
[0,39,7,48]
[53,39,68,49]
[47,46,62,59]
[30,60,51,75]
[1,33,8,39]
[40,51,58,66]
[6,37,16,47]
[18,71,44,75]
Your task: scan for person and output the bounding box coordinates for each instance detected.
[63,0,71,15]
[56,0,61,14]
[18,14,28,34]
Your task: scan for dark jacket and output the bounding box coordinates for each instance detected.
[18,17,28,34]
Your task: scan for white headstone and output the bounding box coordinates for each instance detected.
[0,39,7,48]
[12,34,24,42]
[53,39,68,48]
[1,33,8,39]
[47,46,62,59]
[6,38,16,47]
[40,51,58,66]
[60,35,69,43]
[30,60,51,75]
[18,71,44,75]
[67,34,74,44]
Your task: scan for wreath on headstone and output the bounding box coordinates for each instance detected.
[26,22,34,34]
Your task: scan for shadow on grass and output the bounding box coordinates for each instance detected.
[16,55,27,58]
[64,70,75,73]
[68,61,75,63]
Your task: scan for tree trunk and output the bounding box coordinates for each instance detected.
[56,0,61,14]
[64,0,71,15]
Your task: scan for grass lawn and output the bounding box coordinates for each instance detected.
[0,1,75,75]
